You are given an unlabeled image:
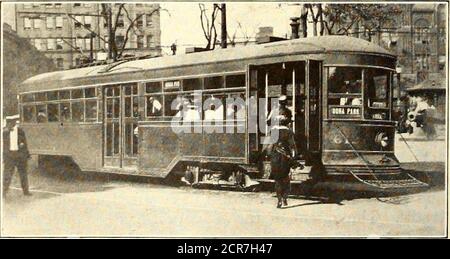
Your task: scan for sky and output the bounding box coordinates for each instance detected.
[2,2,307,55]
[159,2,300,54]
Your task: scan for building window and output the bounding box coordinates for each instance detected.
[146,35,152,48]
[146,14,153,26]
[56,58,64,69]
[47,39,56,50]
[32,18,41,29]
[56,38,64,50]
[117,14,124,27]
[46,16,54,29]
[56,16,63,28]
[85,37,92,50]
[34,39,41,50]
[44,4,53,8]
[137,35,144,48]
[136,14,143,27]
[104,36,109,49]
[84,16,92,29]
[55,3,62,8]
[76,38,85,50]
[73,3,81,7]
[41,39,47,50]
[24,17,32,29]
[74,16,83,28]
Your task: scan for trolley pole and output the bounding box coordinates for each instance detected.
[221,4,227,49]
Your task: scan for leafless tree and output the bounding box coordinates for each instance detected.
[101,3,167,61]
[199,3,221,50]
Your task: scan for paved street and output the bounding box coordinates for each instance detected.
[1,169,446,237]
[2,131,447,237]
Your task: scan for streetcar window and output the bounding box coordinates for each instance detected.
[204,76,224,89]
[105,87,114,97]
[47,103,59,122]
[59,90,70,100]
[85,100,97,121]
[72,89,83,99]
[85,87,96,98]
[365,69,390,120]
[327,67,363,119]
[164,94,181,117]
[22,94,34,103]
[133,96,139,118]
[328,67,362,94]
[106,99,113,118]
[36,105,47,123]
[225,74,245,88]
[72,101,84,122]
[133,123,138,155]
[164,81,180,92]
[106,123,112,156]
[204,94,225,121]
[124,96,132,117]
[23,105,36,123]
[113,122,120,154]
[125,123,133,156]
[113,98,120,118]
[35,92,47,102]
[60,102,71,122]
[48,91,58,101]
[146,95,163,117]
[145,82,162,93]
[226,93,246,121]
[124,84,136,96]
[183,78,202,91]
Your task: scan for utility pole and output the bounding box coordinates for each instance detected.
[221,3,227,48]
[89,32,95,62]
[107,6,114,60]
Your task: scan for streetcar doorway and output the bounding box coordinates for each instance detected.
[248,61,307,161]
[248,60,322,164]
[103,84,139,169]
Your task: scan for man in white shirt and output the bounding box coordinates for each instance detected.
[3,115,31,197]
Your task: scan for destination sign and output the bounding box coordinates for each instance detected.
[330,107,360,116]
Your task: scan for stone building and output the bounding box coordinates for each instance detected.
[14,3,161,70]
[376,4,446,91]
[2,23,56,117]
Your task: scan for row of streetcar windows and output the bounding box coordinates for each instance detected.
[21,88,98,123]
[144,74,246,121]
[327,67,391,120]
[20,68,391,123]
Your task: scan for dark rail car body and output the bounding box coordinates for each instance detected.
[17,36,427,191]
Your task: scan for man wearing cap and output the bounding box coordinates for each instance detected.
[265,95,302,208]
[3,115,32,197]
[266,95,292,127]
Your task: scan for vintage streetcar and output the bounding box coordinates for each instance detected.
[17,36,427,192]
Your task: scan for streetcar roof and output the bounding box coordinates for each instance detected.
[20,36,394,92]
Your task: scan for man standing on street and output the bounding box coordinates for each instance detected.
[264,96,302,208]
[3,115,32,197]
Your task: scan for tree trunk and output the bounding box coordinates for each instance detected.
[221,4,227,48]
[300,5,308,38]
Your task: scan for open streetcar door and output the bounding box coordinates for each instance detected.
[305,59,323,155]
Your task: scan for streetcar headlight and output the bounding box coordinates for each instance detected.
[375,132,389,148]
